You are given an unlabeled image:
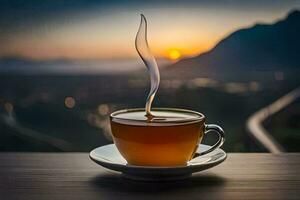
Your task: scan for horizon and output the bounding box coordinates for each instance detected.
[1,1,300,61]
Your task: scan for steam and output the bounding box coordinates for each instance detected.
[135,14,160,117]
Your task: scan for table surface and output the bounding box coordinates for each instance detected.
[0,153,299,200]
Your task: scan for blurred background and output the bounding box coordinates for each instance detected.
[1,0,300,152]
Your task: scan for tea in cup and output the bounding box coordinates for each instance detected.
[110,108,225,167]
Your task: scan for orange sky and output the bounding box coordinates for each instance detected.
[1,4,299,60]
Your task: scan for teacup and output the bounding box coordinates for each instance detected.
[110,108,225,167]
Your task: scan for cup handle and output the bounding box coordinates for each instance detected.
[193,124,225,158]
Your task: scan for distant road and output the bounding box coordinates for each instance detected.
[247,86,300,153]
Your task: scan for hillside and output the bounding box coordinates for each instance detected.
[164,10,300,79]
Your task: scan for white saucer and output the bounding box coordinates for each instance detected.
[90,144,226,181]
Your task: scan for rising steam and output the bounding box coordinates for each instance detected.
[135,14,160,117]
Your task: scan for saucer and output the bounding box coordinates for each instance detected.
[89,144,226,181]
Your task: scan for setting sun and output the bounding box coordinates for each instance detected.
[168,49,182,60]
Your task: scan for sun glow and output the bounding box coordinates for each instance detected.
[168,49,182,60]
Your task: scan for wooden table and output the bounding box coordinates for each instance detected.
[0,153,299,200]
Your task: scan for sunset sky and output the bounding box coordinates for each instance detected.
[1,0,300,60]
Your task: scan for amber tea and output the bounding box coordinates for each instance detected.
[110,108,206,166]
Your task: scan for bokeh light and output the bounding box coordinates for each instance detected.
[64,97,76,109]
[98,104,110,116]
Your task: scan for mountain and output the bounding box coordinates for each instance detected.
[164,10,300,78]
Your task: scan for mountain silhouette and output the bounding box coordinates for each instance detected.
[165,10,300,78]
